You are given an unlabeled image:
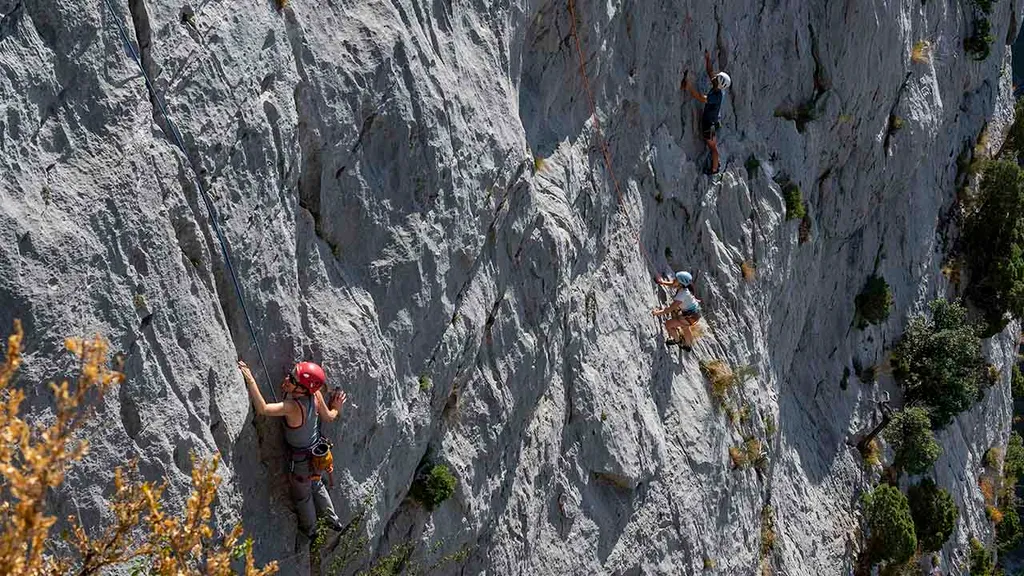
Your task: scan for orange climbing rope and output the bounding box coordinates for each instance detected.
[567,0,658,276]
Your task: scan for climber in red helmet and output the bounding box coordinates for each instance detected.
[238,359,347,540]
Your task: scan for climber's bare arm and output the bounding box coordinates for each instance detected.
[315,389,347,423]
[705,50,715,80]
[682,71,707,103]
[238,360,296,418]
[652,300,682,317]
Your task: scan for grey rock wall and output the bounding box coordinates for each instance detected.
[1,0,1022,574]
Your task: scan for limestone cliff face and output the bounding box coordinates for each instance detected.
[1,0,1022,573]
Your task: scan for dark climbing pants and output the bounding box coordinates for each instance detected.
[288,456,340,537]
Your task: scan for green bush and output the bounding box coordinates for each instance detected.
[965,160,1024,334]
[783,183,805,221]
[964,18,994,60]
[907,478,958,552]
[998,503,1023,551]
[884,407,941,475]
[969,538,995,575]
[968,0,995,14]
[862,484,917,564]
[409,464,457,511]
[1004,99,1024,166]
[1014,363,1024,399]
[855,275,894,327]
[1007,432,1024,480]
[891,299,989,428]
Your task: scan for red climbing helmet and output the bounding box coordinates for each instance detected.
[290,361,326,394]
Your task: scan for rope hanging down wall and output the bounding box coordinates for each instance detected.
[100,0,278,401]
[567,0,658,276]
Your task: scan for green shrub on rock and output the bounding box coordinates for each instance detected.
[907,478,958,552]
[862,484,917,564]
[997,503,1023,551]
[1006,432,1024,480]
[964,19,994,60]
[891,299,989,428]
[409,464,457,511]
[965,160,1024,334]
[969,538,995,575]
[855,275,894,327]
[884,407,941,475]
[783,183,805,221]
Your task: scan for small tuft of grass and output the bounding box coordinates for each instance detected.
[729,446,747,468]
[741,260,756,282]
[703,557,716,570]
[730,438,765,470]
[888,115,905,134]
[600,411,607,422]
[739,404,752,425]
[911,40,932,64]
[533,155,546,174]
[701,360,736,405]
[862,438,881,468]
[419,374,432,392]
[783,183,806,221]
[760,504,777,558]
[133,293,147,311]
[765,414,777,437]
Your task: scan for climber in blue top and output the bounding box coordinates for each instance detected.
[682,50,731,175]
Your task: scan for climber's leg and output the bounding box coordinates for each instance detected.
[707,136,720,175]
[701,120,719,175]
[665,317,684,344]
[681,311,702,348]
[289,459,318,538]
[312,478,342,530]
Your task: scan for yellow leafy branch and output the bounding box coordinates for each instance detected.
[0,321,277,575]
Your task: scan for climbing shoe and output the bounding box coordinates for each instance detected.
[665,338,680,346]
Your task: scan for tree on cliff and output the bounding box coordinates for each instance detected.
[907,478,958,552]
[0,320,277,576]
[965,160,1024,334]
[862,484,917,565]
[891,299,992,428]
[884,407,941,475]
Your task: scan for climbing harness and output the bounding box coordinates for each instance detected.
[99,0,277,401]
[567,0,658,276]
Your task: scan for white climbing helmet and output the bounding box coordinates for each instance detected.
[715,72,732,90]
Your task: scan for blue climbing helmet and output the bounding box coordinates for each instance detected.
[674,271,693,286]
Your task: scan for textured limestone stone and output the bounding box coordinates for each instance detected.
[1,0,1022,573]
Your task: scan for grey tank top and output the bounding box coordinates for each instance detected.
[283,395,319,450]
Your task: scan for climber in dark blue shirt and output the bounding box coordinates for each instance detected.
[683,50,731,175]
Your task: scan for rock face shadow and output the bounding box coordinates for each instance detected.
[517,2,591,160]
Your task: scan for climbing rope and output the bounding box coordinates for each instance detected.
[567,0,659,277]
[100,0,277,401]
